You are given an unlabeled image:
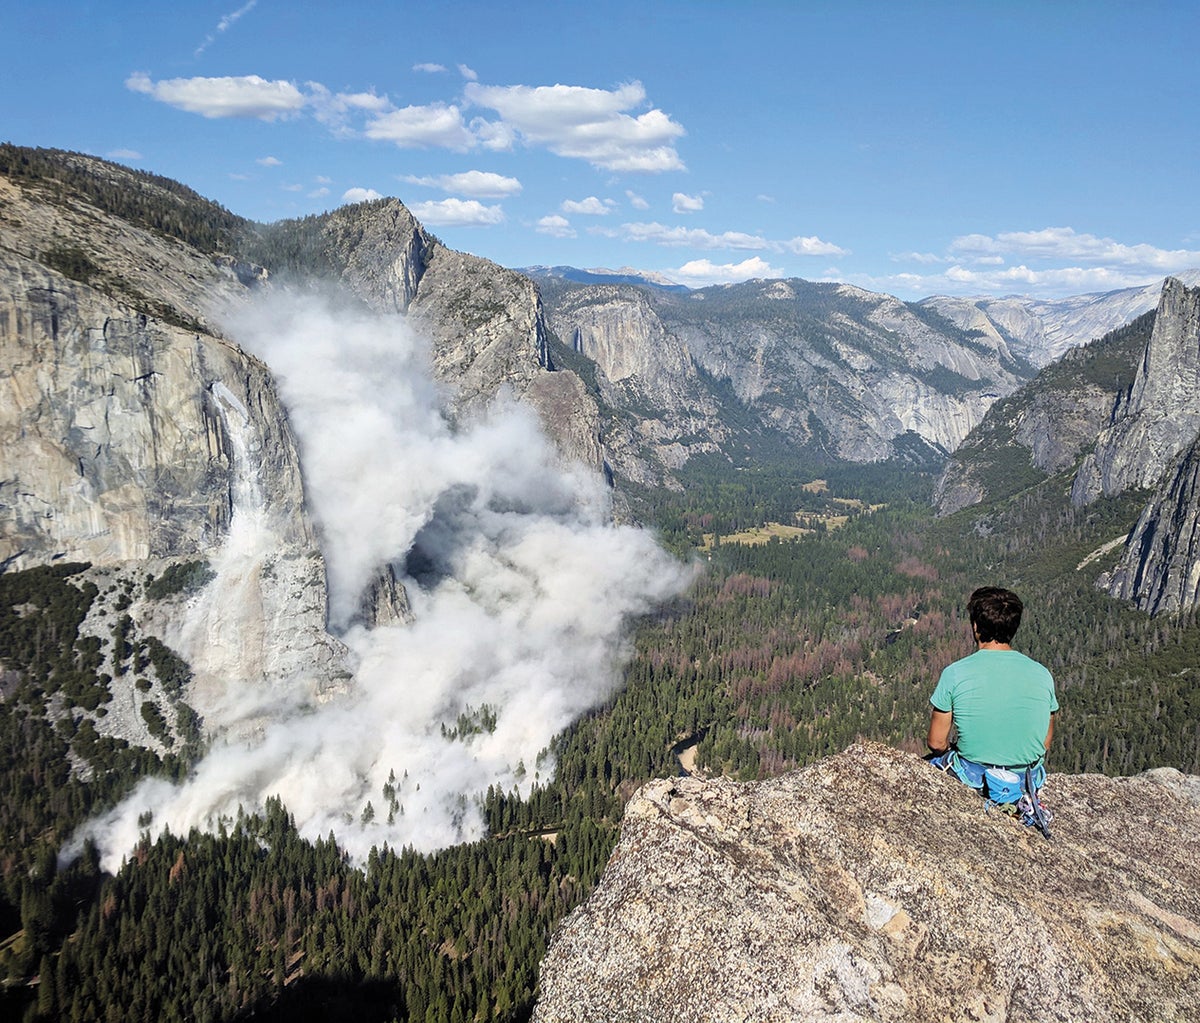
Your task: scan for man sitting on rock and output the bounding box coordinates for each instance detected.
[926,586,1058,811]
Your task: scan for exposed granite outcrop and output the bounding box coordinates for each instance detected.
[1072,278,1200,506]
[0,252,307,567]
[534,742,1200,1023]
[1103,437,1200,614]
[293,199,601,473]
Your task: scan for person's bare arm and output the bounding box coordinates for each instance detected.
[1044,711,1056,751]
[927,708,953,753]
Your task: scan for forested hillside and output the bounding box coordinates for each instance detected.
[4,450,1197,1021]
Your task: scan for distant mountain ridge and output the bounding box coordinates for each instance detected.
[526,259,1200,372]
[536,273,1033,478]
[920,269,1200,368]
[521,265,689,292]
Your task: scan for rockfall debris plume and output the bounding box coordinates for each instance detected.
[72,293,690,869]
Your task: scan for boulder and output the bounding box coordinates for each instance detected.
[534,742,1200,1023]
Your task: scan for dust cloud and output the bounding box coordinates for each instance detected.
[75,293,691,870]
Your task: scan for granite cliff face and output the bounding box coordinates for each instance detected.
[1071,278,1200,507]
[314,202,557,418]
[0,148,603,749]
[0,166,350,735]
[932,312,1152,516]
[536,275,1031,471]
[0,251,306,568]
[1104,440,1200,614]
[534,743,1200,1023]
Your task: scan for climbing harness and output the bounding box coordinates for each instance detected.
[930,749,1052,840]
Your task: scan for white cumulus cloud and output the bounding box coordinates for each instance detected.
[464,80,685,172]
[672,192,704,214]
[343,187,384,203]
[784,236,848,257]
[126,72,306,120]
[561,196,613,215]
[536,214,575,238]
[671,257,783,286]
[365,103,476,150]
[256,155,282,167]
[400,171,523,198]
[409,198,505,227]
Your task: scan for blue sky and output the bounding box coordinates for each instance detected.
[4,0,1198,297]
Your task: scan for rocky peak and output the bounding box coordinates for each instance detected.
[1072,277,1200,506]
[533,742,1200,1022]
[322,198,431,314]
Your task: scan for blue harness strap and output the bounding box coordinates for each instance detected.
[929,750,1052,840]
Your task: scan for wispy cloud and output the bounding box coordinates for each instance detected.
[672,192,704,214]
[126,72,305,120]
[595,221,769,250]
[409,198,505,227]
[256,155,282,167]
[595,221,847,257]
[873,226,1200,298]
[950,227,1200,271]
[626,189,650,210]
[400,170,522,198]
[458,64,478,81]
[536,214,576,238]
[195,0,258,57]
[106,148,142,161]
[853,264,1177,300]
[413,63,448,74]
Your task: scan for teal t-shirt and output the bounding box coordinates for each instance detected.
[930,648,1058,766]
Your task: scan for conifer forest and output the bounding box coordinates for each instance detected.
[3,455,1198,1022]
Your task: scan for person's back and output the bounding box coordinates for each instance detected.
[928,586,1058,776]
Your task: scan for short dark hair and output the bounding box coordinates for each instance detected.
[968,586,1023,644]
